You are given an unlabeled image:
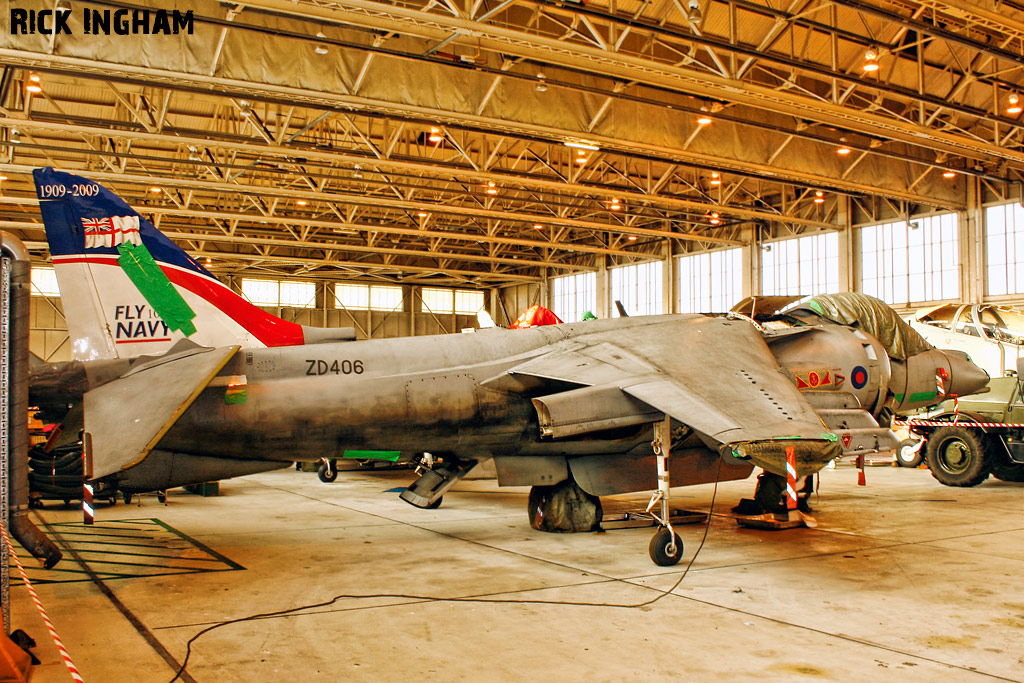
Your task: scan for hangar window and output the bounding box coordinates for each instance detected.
[420,287,485,315]
[241,278,316,308]
[551,272,596,322]
[984,202,1024,296]
[30,266,60,297]
[610,261,663,316]
[761,232,840,296]
[677,248,742,313]
[335,283,404,311]
[860,214,958,305]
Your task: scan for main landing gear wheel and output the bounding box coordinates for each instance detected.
[925,426,991,487]
[317,462,337,483]
[426,496,443,509]
[896,438,924,468]
[527,479,602,532]
[648,528,683,566]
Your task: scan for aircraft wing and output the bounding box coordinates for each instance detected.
[506,316,840,477]
[84,345,239,478]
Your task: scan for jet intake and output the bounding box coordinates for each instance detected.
[532,384,662,439]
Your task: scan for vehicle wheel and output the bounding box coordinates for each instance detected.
[925,426,992,487]
[156,491,167,503]
[896,438,924,468]
[648,528,683,566]
[426,496,443,509]
[122,492,133,504]
[990,457,1024,482]
[317,463,337,483]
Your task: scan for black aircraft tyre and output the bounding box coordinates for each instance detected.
[317,462,337,483]
[896,438,924,468]
[925,426,992,487]
[649,528,683,566]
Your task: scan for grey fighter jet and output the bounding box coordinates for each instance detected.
[26,169,990,564]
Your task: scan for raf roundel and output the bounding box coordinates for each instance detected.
[851,365,869,390]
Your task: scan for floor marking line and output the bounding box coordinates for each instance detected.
[37,511,201,683]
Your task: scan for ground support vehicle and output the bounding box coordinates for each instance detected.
[897,361,1024,487]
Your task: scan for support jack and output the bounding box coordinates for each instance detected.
[735,509,817,530]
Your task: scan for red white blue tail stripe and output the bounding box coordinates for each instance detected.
[34,167,306,359]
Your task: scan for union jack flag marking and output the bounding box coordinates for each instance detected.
[81,215,142,248]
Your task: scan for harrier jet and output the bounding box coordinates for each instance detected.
[28,168,989,564]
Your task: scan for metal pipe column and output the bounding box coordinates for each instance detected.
[2,232,61,572]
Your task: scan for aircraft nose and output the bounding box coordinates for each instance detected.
[945,350,990,397]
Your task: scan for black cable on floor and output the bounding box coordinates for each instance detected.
[169,459,724,683]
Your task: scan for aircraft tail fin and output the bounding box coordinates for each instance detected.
[32,167,339,360]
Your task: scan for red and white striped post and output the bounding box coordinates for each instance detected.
[82,433,93,525]
[785,446,797,514]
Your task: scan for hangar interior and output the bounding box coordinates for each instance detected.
[2,0,1024,681]
[0,0,1021,357]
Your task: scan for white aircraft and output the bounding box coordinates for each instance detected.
[908,303,1024,379]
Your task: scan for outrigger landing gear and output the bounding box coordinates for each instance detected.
[646,416,683,566]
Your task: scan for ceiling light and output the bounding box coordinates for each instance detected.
[0,176,7,181]
[485,181,498,195]
[575,150,588,164]
[627,235,638,241]
[813,190,825,204]
[610,198,621,211]
[942,169,957,179]
[296,199,308,206]
[697,115,712,125]
[536,73,547,93]
[710,171,721,186]
[709,211,721,225]
[204,257,212,265]
[417,210,428,218]
[1008,93,1022,115]
[25,84,42,94]
[314,32,329,55]
[28,73,41,83]
[533,223,543,230]
[836,143,851,155]
[428,127,443,144]
[238,100,253,117]
[863,49,880,72]
[687,0,702,24]
[149,186,161,193]
[564,140,600,151]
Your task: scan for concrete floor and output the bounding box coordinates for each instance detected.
[7,462,1024,682]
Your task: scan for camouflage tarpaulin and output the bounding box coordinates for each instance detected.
[794,293,933,360]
